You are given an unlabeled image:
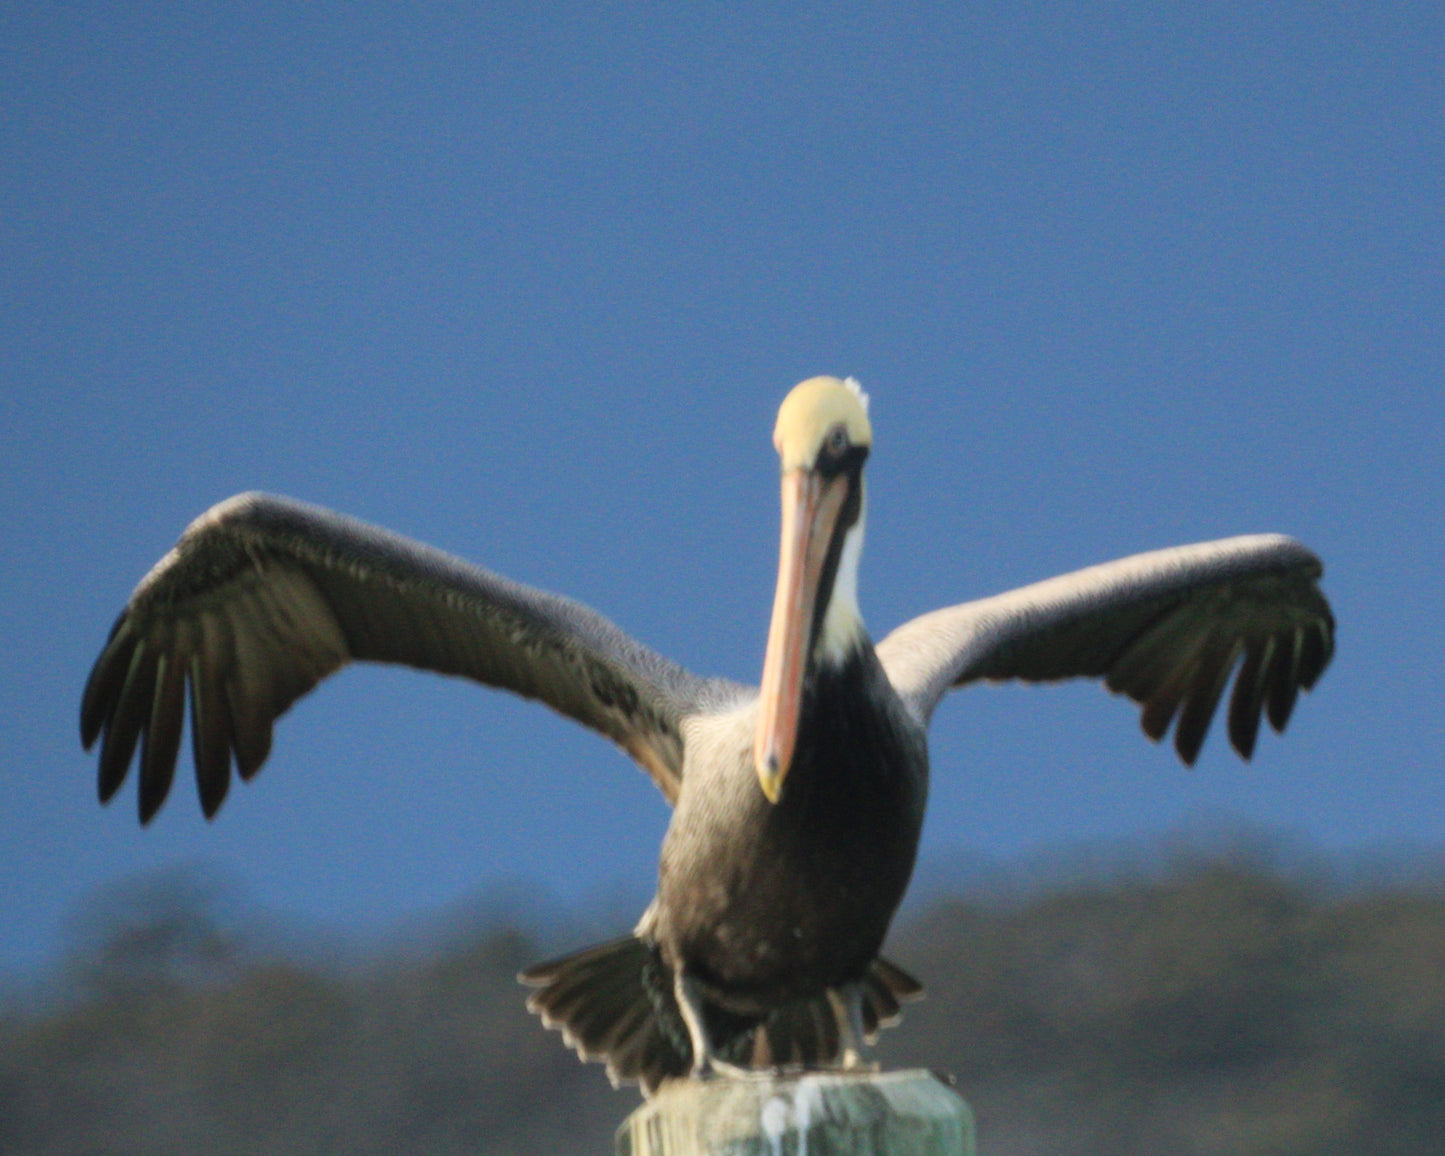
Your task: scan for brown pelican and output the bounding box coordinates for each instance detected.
[80,376,1334,1092]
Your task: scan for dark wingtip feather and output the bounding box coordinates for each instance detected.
[1140,694,1177,744]
[1173,694,1210,766]
[233,718,273,782]
[1173,733,1201,767]
[190,664,233,820]
[1173,643,1240,767]
[1298,620,1333,690]
[1229,708,1259,762]
[96,721,132,806]
[96,640,156,807]
[138,771,167,826]
[1266,630,1302,733]
[138,760,175,825]
[80,618,135,750]
[1226,640,1268,761]
[138,655,185,825]
[226,662,274,782]
[1267,681,1299,734]
[1136,643,1202,746]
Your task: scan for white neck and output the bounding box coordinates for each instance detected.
[815,504,866,666]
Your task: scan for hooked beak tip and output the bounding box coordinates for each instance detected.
[755,752,785,805]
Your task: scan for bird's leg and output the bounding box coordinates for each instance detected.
[828,984,878,1071]
[674,971,715,1073]
[674,971,751,1080]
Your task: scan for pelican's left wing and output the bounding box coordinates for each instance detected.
[875,534,1333,764]
[81,493,744,821]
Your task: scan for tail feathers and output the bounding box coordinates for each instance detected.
[748,993,839,1067]
[520,935,690,1094]
[862,955,924,1039]
[521,941,924,1093]
[750,956,924,1067]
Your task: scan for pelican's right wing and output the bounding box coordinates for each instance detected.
[81,493,744,821]
[875,535,1333,764]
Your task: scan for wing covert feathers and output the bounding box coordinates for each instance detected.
[81,492,735,821]
[875,534,1333,764]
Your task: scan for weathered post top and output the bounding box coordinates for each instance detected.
[616,1069,974,1156]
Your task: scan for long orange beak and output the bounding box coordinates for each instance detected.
[754,467,851,803]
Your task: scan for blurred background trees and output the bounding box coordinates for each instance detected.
[4,840,1442,1155]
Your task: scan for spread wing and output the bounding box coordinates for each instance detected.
[874,534,1334,764]
[80,493,742,821]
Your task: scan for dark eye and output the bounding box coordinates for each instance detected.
[825,425,849,457]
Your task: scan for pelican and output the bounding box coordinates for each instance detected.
[80,376,1334,1092]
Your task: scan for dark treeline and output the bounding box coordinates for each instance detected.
[4,844,1444,1155]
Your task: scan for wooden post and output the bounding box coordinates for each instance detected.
[616,1069,974,1156]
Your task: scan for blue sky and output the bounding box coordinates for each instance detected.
[3,4,1441,978]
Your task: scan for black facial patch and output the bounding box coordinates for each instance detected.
[816,438,869,481]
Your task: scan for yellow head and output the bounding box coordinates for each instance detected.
[773,376,873,473]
